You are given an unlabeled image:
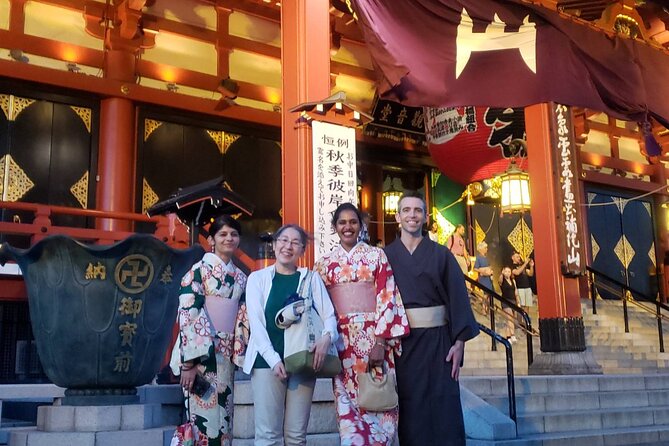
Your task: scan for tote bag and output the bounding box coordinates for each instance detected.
[277,271,341,377]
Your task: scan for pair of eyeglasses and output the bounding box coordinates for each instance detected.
[276,237,303,248]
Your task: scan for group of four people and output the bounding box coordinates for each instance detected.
[174,192,479,446]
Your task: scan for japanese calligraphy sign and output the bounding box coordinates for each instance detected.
[364,98,426,145]
[550,103,586,277]
[312,121,357,259]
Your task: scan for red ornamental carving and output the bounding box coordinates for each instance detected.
[426,106,526,185]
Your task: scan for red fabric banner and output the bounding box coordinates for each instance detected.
[350,0,669,127]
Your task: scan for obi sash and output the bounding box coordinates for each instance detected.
[205,297,238,334]
[328,282,376,315]
[405,305,447,329]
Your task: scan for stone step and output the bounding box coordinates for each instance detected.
[461,375,669,397]
[483,389,669,416]
[467,424,669,446]
[232,433,340,446]
[517,405,669,436]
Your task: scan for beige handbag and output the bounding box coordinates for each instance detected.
[357,366,398,412]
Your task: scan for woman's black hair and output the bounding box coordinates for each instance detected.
[331,202,363,227]
[208,214,242,237]
[273,224,310,247]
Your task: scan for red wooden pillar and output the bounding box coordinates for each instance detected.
[525,103,601,374]
[280,0,331,266]
[96,98,136,233]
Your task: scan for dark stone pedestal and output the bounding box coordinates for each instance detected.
[529,316,602,375]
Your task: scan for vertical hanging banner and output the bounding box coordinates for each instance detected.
[550,103,586,277]
[312,121,357,259]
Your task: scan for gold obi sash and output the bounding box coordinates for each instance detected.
[205,297,238,334]
[328,282,376,315]
[405,305,447,329]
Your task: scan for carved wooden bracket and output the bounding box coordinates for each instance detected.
[83,0,156,52]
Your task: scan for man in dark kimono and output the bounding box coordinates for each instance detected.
[384,192,479,446]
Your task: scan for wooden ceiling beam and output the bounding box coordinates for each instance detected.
[0,29,104,67]
[0,57,281,127]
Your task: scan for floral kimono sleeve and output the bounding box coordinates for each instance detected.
[178,264,214,363]
[232,293,249,368]
[373,249,410,349]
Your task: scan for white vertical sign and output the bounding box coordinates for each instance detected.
[312,121,357,259]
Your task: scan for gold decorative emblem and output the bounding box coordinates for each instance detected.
[144,119,162,141]
[614,197,625,214]
[587,192,596,204]
[206,130,241,155]
[614,14,641,39]
[507,218,534,261]
[142,178,159,214]
[206,130,224,153]
[0,95,36,121]
[0,154,35,202]
[115,254,154,294]
[649,242,656,268]
[223,132,240,153]
[0,94,9,120]
[614,235,635,269]
[591,234,600,262]
[160,265,173,284]
[70,106,92,133]
[70,171,89,208]
[474,220,485,247]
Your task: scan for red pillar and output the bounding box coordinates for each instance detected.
[525,103,600,373]
[280,0,331,265]
[96,98,136,232]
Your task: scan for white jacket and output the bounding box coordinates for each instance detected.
[242,265,338,374]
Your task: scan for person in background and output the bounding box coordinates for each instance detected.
[428,221,439,243]
[315,203,410,446]
[473,241,494,312]
[175,214,248,446]
[511,251,535,312]
[358,211,371,244]
[447,224,470,275]
[499,266,519,343]
[243,224,338,446]
[384,192,479,446]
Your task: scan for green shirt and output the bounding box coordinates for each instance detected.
[253,271,300,369]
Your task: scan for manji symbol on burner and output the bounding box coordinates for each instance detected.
[114,254,154,294]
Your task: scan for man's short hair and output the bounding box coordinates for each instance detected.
[398,191,427,214]
[477,241,487,250]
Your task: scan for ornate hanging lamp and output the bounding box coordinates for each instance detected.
[498,139,531,214]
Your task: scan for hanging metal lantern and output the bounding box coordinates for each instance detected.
[499,160,531,213]
[383,189,402,216]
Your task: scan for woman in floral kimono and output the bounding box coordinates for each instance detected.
[176,214,248,446]
[315,203,410,446]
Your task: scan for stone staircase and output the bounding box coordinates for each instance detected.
[464,297,669,376]
[462,374,669,446]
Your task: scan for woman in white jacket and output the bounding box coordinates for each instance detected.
[243,224,337,446]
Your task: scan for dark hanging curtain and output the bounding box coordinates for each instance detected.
[349,0,669,127]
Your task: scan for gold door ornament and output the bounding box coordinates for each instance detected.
[142,178,159,214]
[205,130,241,155]
[0,154,35,202]
[144,119,162,141]
[614,234,635,270]
[70,106,92,133]
[0,94,36,121]
[591,234,600,262]
[70,171,89,208]
[507,217,534,261]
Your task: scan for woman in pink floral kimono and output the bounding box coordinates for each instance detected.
[175,215,248,446]
[315,203,410,446]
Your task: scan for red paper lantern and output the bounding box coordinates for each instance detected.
[426,106,526,185]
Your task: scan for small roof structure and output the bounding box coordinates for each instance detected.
[147,177,254,244]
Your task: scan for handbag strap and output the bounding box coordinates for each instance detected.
[298,270,318,346]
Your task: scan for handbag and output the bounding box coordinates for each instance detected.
[357,365,399,412]
[170,394,201,446]
[276,271,342,378]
